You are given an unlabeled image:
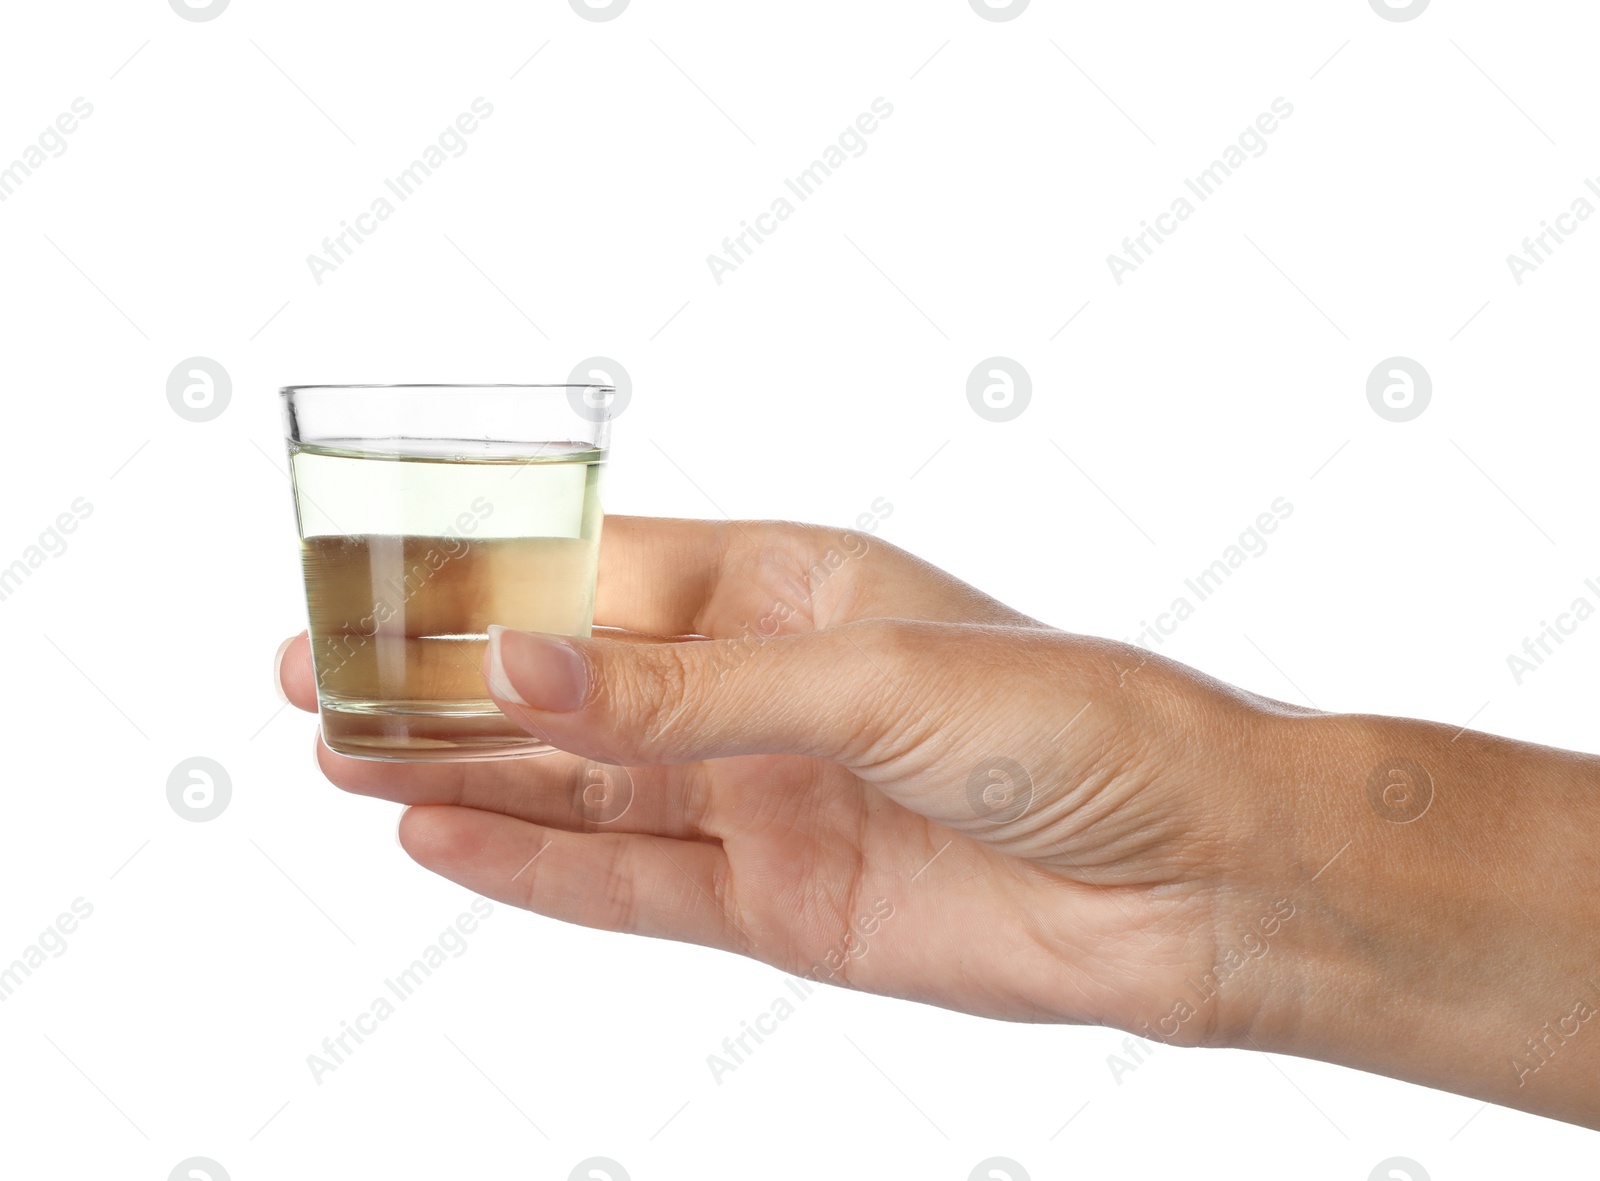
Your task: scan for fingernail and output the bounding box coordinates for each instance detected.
[486,624,587,712]
[273,634,295,703]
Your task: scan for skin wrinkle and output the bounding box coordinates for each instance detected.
[1173,885,1253,1048]
[1020,905,1149,1029]
[706,844,747,958]
[756,652,836,752]
[825,620,934,768]
[822,790,872,993]
[719,756,860,975]
[994,790,1133,871]
[679,760,717,841]
[989,866,1139,1025]
[637,644,701,751]
[870,617,1043,764]
[750,816,823,975]
[744,524,826,636]
[804,763,875,985]
[801,523,881,631]
[1018,733,1172,876]
[507,825,550,915]
[600,838,641,936]
[563,762,592,829]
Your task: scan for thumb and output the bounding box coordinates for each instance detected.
[484,619,944,768]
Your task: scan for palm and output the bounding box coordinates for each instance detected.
[679,749,1184,1028]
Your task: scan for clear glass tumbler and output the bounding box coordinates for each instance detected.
[281,384,615,761]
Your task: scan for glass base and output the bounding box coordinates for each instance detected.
[317,700,558,762]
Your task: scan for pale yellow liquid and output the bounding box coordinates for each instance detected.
[292,443,603,759]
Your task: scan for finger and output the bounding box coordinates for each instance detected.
[276,632,317,712]
[596,516,1044,638]
[484,617,960,771]
[315,736,711,841]
[399,804,750,954]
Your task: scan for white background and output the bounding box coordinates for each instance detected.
[1,0,1596,1176]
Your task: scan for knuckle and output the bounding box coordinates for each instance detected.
[851,617,935,675]
[611,641,705,748]
[832,618,945,768]
[761,521,876,624]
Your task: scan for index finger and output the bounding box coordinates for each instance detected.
[595,515,1045,639]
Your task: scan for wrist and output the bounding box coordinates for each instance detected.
[1238,710,1600,1126]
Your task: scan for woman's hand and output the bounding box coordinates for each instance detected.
[275,516,1600,1129]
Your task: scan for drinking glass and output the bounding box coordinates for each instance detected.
[281,384,615,761]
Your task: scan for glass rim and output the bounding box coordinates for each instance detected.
[280,383,614,396]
